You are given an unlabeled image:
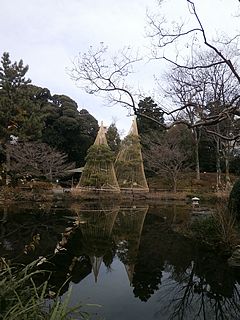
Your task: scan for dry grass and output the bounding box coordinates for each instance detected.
[148,172,237,195]
[213,202,239,249]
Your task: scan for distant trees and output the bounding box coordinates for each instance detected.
[0,52,99,184]
[162,50,238,186]
[144,125,194,192]
[41,94,98,166]
[162,49,239,182]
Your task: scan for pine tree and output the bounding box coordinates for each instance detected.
[106,123,121,155]
[0,52,32,142]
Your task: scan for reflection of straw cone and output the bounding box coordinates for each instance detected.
[76,207,119,274]
[78,207,119,240]
[125,264,135,285]
[114,206,148,239]
[90,256,103,283]
[114,206,149,284]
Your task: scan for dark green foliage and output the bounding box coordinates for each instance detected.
[85,144,114,163]
[136,97,165,178]
[136,97,165,136]
[106,123,121,154]
[0,52,31,92]
[198,132,217,172]
[83,144,116,188]
[42,99,99,166]
[228,179,240,218]
[0,52,33,142]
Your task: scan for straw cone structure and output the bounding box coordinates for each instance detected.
[115,118,149,192]
[76,122,120,192]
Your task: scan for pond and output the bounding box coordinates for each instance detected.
[1,200,240,320]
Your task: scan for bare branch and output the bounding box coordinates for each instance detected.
[68,44,142,113]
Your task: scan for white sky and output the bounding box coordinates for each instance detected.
[0,0,239,135]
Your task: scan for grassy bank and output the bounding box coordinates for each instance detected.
[0,172,237,203]
[180,203,240,256]
[0,258,92,320]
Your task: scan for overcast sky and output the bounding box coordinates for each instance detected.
[1,0,239,135]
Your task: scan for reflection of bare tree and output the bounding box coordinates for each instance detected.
[158,257,240,320]
[39,223,92,296]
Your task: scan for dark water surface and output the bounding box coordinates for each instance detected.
[1,201,240,319]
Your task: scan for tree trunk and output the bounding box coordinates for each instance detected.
[225,155,230,184]
[216,138,221,191]
[193,128,200,180]
[173,176,177,193]
[49,167,52,182]
[195,141,200,180]
[6,146,10,185]
[225,144,231,191]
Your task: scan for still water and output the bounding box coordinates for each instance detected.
[1,201,240,319]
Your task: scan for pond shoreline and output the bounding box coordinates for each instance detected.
[0,185,230,204]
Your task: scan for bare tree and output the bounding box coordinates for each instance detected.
[161,49,239,182]
[69,44,172,129]
[147,0,240,134]
[7,142,75,182]
[69,1,240,139]
[69,44,141,114]
[143,126,193,192]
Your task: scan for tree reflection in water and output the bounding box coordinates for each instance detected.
[1,202,240,319]
[151,236,240,319]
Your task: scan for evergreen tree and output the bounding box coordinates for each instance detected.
[137,97,165,136]
[42,95,99,166]
[0,52,31,142]
[0,52,31,92]
[106,123,121,154]
[136,97,165,177]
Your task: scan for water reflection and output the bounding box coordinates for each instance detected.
[72,202,120,281]
[0,203,69,263]
[114,206,148,283]
[1,202,240,319]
